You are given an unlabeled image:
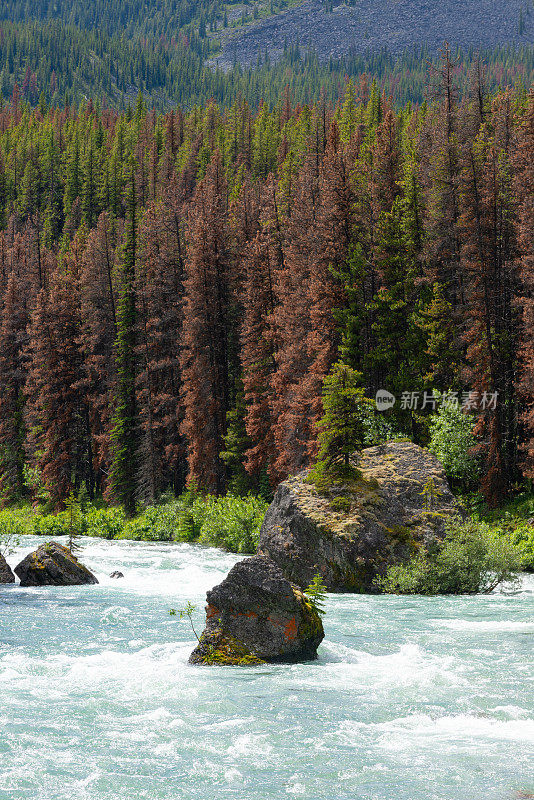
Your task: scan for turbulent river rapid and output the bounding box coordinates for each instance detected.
[0,536,533,800]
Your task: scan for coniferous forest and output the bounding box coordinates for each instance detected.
[0,52,531,514]
[0,10,531,109]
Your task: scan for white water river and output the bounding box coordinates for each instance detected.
[1,536,533,800]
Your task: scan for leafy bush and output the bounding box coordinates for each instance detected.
[362,412,398,447]
[376,517,523,595]
[174,509,202,542]
[116,505,175,541]
[31,510,72,538]
[197,494,267,553]
[31,506,126,540]
[119,510,159,541]
[0,510,23,556]
[150,503,189,541]
[506,522,534,571]
[491,520,534,573]
[428,401,480,491]
[467,489,534,573]
[83,507,126,540]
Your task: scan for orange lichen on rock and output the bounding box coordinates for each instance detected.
[283,616,298,641]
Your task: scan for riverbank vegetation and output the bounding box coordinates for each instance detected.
[0,492,268,553]
[1,486,532,569]
[376,517,525,594]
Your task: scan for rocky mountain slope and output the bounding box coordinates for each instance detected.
[212,0,533,69]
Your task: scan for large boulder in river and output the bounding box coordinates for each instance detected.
[259,441,463,593]
[14,542,98,587]
[0,553,15,583]
[189,555,324,665]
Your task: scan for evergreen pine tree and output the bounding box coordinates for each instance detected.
[316,363,372,470]
[108,164,139,515]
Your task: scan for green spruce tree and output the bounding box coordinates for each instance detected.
[65,490,82,554]
[305,573,328,616]
[317,363,373,470]
[108,162,139,516]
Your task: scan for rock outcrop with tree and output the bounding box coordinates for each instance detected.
[14,542,99,587]
[259,441,463,592]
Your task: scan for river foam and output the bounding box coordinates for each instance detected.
[1,536,533,800]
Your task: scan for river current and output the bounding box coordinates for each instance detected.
[1,536,533,800]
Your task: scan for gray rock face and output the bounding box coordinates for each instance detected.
[14,542,99,587]
[212,0,533,71]
[0,553,15,583]
[189,555,324,665]
[259,441,463,593]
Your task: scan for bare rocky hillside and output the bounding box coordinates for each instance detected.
[212,0,533,69]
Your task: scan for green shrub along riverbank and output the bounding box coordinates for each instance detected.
[0,492,268,555]
[376,518,525,595]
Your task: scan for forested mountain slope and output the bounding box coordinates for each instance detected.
[0,0,223,37]
[0,0,531,108]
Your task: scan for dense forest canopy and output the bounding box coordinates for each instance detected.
[0,47,532,512]
[0,0,225,36]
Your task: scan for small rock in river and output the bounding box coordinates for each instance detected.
[0,553,15,583]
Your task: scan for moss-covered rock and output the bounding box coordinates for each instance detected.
[188,555,324,665]
[14,541,99,587]
[188,628,266,666]
[258,441,464,592]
